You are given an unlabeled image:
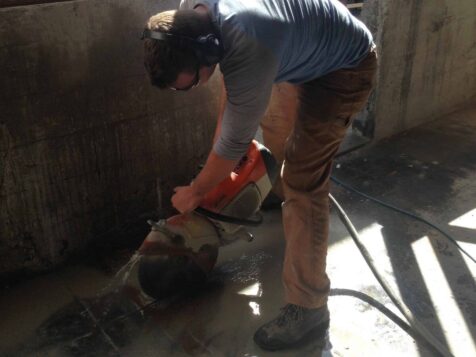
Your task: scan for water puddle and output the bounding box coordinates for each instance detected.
[12,252,154,356]
[16,248,274,355]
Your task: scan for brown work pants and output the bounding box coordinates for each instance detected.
[260,48,378,308]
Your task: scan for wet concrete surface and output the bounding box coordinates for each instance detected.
[1,106,475,356]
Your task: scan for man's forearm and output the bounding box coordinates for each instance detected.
[213,77,227,144]
[192,149,237,196]
[187,78,236,199]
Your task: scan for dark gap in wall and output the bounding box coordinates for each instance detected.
[0,0,73,9]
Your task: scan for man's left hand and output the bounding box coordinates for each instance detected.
[171,185,205,214]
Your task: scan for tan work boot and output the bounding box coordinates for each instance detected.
[253,303,330,351]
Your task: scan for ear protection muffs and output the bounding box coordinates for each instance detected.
[142,29,224,66]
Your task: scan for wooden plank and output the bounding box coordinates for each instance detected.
[0,0,72,8]
[347,3,364,9]
[1,0,365,10]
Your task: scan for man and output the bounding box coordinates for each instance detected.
[143,0,377,351]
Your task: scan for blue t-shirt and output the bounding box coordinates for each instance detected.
[180,0,373,159]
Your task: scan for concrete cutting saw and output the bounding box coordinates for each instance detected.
[137,140,278,300]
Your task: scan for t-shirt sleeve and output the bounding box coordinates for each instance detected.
[214,34,279,160]
[178,0,193,10]
[179,0,214,10]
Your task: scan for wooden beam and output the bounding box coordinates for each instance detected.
[0,0,72,8]
[347,3,364,9]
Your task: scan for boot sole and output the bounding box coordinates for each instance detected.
[253,319,330,352]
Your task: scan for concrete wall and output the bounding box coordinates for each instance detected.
[0,0,220,276]
[362,0,476,139]
[3,0,475,277]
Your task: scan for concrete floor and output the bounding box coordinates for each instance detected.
[1,106,475,356]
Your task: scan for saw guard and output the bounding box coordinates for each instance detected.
[137,141,277,300]
[200,140,277,213]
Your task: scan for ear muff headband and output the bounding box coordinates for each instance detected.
[142,29,223,66]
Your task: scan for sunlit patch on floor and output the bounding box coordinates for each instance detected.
[248,302,260,316]
[412,236,476,356]
[238,282,262,297]
[449,208,476,229]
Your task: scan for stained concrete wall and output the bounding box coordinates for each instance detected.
[3,0,476,278]
[362,0,476,139]
[0,0,220,276]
